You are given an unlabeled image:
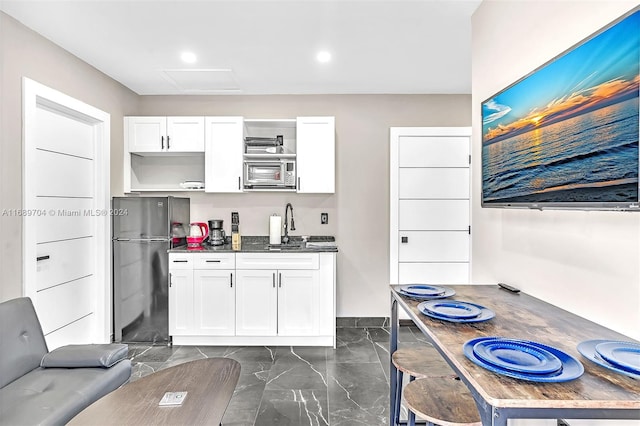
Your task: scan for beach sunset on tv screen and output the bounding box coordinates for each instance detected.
[482,10,639,207]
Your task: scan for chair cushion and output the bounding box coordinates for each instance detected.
[0,298,48,388]
[0,360,131,425]
[41,344,129,368]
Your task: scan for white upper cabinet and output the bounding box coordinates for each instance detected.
[204,117,244,193]
[296,117,335,193]
[126,116,204,153]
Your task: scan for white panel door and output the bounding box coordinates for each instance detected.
[399,136,469,167]
[235,270,277,336]
[399,168,470,199]
[35,237,94,291]
[399,231,470,262]
[399,200,469,231]
[35,197,94,243]
[204,116,244,193]
[193,269,235,336]
[36,275,93,335]
[36,149,94,197]
[23,78,111,349]
[166,116,205,152]
[277,269,320,336]
[399,263,470,284]
[390,127,472,289]
[296,116,335,193]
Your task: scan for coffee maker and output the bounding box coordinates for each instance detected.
[208,219,226,246]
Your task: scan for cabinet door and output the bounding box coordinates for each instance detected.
[296,117,335,193]
[167,117,205,152]
[193,269,235,336]
[277,269,320,336]
[205,117,244,193]
[235,269,277,336]
[169,268,193,336]
[126,117,166,152]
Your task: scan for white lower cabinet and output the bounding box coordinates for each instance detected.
[235,268,320,337]
[235,270,279,336]
[169,251,335,346]
[169,253,235,337]
[193,269,235,336]
[168,264,194,336]
[278,269,320,336]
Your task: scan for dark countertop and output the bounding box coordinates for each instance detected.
[170,235,338,253]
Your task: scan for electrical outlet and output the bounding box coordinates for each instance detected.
[321,213,328,224]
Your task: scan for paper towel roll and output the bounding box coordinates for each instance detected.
[269,215,282,244]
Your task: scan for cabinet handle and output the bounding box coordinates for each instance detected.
[167,135,170,150]
[230,272,233,288]
[297,177,301,191]
[172,259,188,263]
[401,236,408,244]
[238,176,241,190]
[161,136,164,150]
[206,260,221,263]
[37,255,50,261]
[272,273,276,288]
[279,273,282,288]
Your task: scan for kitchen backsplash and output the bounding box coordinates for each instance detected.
[185,191,337,238]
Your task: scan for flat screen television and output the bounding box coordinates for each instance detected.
[481,8,639,211]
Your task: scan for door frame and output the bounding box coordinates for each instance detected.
[389,126,472,284]
[22,77,111,343]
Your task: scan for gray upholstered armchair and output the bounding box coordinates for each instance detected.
[0,297,131,425]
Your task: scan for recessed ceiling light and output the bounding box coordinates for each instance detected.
[316,51,331,63]
[181,51,197,64]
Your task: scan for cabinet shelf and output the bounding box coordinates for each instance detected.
[243,153,296,160]
[128,153,205,193]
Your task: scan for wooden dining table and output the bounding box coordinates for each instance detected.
[390,285,640,426]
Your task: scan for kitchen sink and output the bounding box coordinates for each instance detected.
[267,243,303,251]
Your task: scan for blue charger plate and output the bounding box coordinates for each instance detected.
[418,301,495,323]
[595,341,640,375]
[399,284,446,296]
[420,300,482,319]
[473,339,563,374]
[464,337,584,382]
[577,340,640,379]
[399,287,455,300]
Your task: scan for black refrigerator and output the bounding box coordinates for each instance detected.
[112,196,190,343]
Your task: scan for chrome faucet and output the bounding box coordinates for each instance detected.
[282,203,296,244]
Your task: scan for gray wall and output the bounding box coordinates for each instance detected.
[135,95,471,316]
[0,12,139,301]
[471,0,640,343]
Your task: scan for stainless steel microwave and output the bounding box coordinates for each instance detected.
[244,159,296,189]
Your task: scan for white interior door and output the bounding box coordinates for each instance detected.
[23,78,110,349]
[390,127,472,287]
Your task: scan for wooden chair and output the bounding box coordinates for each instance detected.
[391,346,457,425]
[404,377,481,426]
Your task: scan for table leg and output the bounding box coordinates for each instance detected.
[390,296,399,426]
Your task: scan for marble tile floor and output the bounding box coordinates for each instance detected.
[127,324,433,426]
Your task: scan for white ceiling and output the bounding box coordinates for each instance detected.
[1,0,481,95]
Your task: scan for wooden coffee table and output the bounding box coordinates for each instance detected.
[70,358,241,425]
